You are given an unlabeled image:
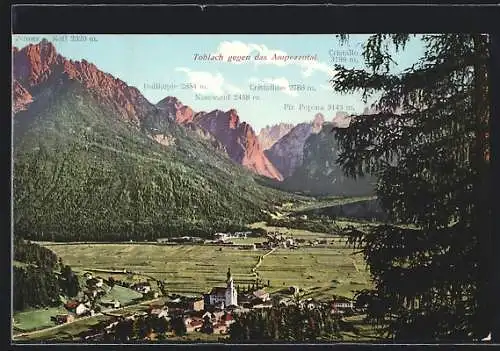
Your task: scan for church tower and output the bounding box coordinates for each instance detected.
[225,267,238,307]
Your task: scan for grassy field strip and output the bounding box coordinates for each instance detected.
[13,312,105,340]
[351,258,359,273]
[42,243,263,295]
[13,298,161,341]
[13,306,69,332]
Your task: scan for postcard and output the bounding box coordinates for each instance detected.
[11,33,493,344]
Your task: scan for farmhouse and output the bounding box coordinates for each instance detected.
[252,289,270,302]
[144,290,160,299]
[233,231,250,238]
[149,306,168,319]
[303,299,319,310]
[202,310,226,324]
[187,297,205,312]
[214,233,228,241]
[332,297,353,309]
[65,302,89,316]
[132,282,152,294]
[54,314,75,324]
[221,312,234,326]
[76,303,89,316]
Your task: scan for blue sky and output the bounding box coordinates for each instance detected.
[12,34,425,132]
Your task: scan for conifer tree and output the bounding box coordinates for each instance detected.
[331,34,491,341]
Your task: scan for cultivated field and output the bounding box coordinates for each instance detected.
[41,240,370,299]
[41,244,265,295]
[258,247,369,299]
[13,306,69,332]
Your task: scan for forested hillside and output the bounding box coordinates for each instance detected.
[13,81,294,242]
[13,238,79,311]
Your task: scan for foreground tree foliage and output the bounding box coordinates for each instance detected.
[229,305,342,342]
[332,34,491,341]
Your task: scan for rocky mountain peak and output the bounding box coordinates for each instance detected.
[12,39,153,124]
[257,123,295,151]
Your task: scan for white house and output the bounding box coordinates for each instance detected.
[214,233,228,241]
[208,287,226,306]
[331,298,354,313]
[75,303,89,316]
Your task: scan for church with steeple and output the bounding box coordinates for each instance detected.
[205,267,238,308]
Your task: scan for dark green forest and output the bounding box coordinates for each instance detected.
[13,238,80,311]
[13,81,295,242]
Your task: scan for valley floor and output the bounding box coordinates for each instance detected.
[14,197,381,343]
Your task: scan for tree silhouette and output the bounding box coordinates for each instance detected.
[171,316,187,336]
[331,34,491,341]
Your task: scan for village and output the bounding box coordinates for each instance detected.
[43,231,360,341]
[53,266,358,341]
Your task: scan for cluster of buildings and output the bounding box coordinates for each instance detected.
[253,233,298,250]
[153,231,340,253]
[213,231,252,241]
[53,299,94,325]
[156,231,255,246]
[55,266,358,340]
[53,272,124,325]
